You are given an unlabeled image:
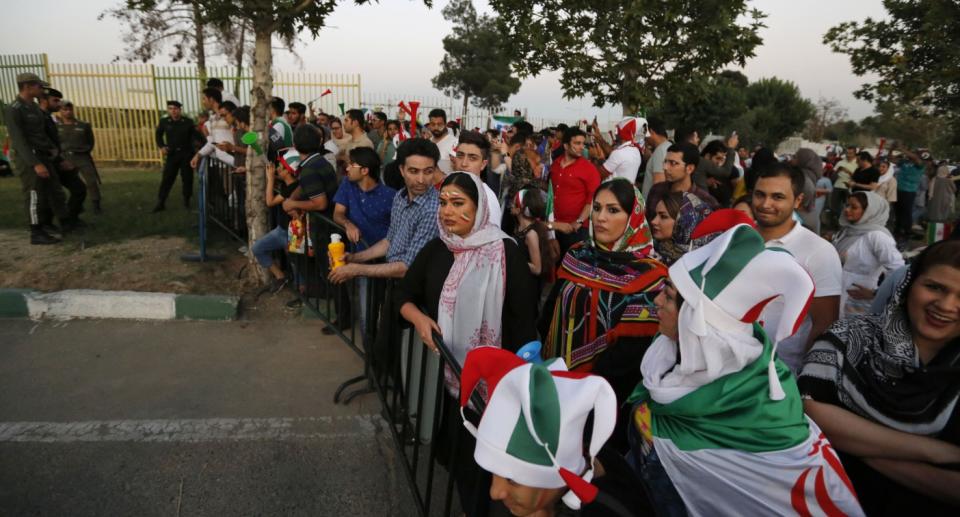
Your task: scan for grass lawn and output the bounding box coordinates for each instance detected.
[0,166,252,295]
[0,167,235,247]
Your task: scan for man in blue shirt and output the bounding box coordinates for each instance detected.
[332,147,396,251]
[892,145,926,240]
[329,138,440,283]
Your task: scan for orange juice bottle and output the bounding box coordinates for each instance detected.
[328,233,346,269]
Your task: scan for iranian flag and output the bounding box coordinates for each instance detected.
[490,115,522,132]
[634,334,863,516]
[926,222,954,244]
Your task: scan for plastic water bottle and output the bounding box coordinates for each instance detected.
[328,233,346,269]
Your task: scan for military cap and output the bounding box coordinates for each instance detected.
[167,100,183,108]
[43,87,64,99]
[16,72,49,87]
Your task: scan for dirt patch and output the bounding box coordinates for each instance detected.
[0,230,306,320]
[0,230,250,295]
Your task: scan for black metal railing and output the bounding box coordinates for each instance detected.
[205,157,248,242]
[200,172,488,515]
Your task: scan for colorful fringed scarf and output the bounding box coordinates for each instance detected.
[544,179,667,370]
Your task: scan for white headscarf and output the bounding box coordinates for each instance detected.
[641,293,762,405]
[833,191,892,256]
[437,172,510,366]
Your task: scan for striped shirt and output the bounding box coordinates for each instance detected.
[385,187,440,266]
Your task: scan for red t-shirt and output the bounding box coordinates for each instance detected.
[550,156,601,223]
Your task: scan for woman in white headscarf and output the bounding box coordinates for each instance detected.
[833,191,904,315]
[395,171,538,516]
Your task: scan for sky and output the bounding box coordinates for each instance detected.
[0,0,882,127]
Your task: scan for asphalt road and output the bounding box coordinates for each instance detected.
[0,318,414,517]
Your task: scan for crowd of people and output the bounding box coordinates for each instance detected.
[229,95,956,514]
[6,70,960,516]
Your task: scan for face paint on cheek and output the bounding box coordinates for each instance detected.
[460,213,472,221]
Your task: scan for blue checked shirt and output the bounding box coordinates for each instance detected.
[385,187,440,266]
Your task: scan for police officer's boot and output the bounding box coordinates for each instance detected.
[151,202,165,213]
[30,225,61,245]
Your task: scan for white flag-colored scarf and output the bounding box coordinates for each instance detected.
[437,173,509,367]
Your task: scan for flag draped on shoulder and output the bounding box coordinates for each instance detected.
[629,214,863,516]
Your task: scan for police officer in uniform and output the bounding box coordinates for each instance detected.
[3,73,73,244]
[58,101,102,213]
[39,88,87,222]
[154,100,200,212]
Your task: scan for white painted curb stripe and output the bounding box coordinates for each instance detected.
[25,289,177,320]
[0,416,381,443]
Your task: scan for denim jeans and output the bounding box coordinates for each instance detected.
[626,402,688,517]
[252,226,287,268]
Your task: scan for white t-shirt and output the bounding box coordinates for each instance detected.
[221,90,241,107]
[323,140,339,168]
[643,140,672,199]
[603,143,642,184]
[838,230,904,316]
[761,221,842,373]
[433,131,457,175]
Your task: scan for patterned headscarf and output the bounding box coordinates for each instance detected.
[588,178,655,258]
[799,264,960,435]
[654,192,714,265]
[546,178,666,371]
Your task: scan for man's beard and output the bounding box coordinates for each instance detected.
[431,128,446,139]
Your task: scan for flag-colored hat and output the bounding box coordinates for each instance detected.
[459,347,617,509]
[279,147,301,174]
[669,218,814,400]
[615,116,649,143]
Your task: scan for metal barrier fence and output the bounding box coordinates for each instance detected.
[294,220,488,516]
[198,161,487,515]
[205,157,248,242]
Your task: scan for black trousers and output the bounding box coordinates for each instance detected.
[58,167,87,218]
[19,159,68,228]
[895,190,916,237]
[157,152,193,204]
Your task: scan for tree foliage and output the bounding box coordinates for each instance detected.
[733,78,814,148]
[803,97,848,142]
[651,72,812,148]
[824,0,960,127]
[861,101,960,158]
[99,1,213,68]
[100,0,293,78]
[488,0,766,115]
[649,71,748,135]
[431,0,521,114]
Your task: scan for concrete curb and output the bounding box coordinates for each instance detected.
[0,289,237,321]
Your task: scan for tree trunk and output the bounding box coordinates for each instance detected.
[245,22,272,284]
[233,22,246,98]
[462,91,469,123]
[620,65,640,117]
[191,1,207,83]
